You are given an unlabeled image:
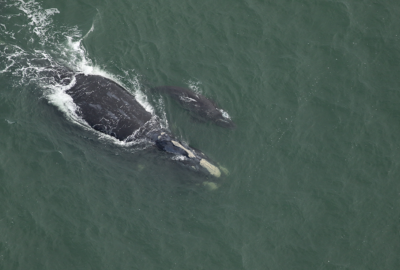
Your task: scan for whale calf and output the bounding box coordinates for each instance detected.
[151,86,235,128]
[62,73,221,178]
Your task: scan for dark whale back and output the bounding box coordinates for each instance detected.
[66,74,153,141]
[151,86,235,129]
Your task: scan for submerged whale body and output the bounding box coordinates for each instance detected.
[62,73,221,178]
[151,86,235,128]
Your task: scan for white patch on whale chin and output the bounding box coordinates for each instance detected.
[218,108,231,119]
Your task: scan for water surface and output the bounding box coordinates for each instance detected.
[1,0,400,269]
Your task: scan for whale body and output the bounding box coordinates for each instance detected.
[151,86,235,128]
[62,73,222,178]
[66,74,154,141]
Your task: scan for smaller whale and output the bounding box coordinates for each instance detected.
[151,86,235,129]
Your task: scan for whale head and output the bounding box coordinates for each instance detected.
[214,117,236,129]
[148,130,221,178]
[208,109,236,129]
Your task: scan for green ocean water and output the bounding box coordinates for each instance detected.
[1,0,400,269]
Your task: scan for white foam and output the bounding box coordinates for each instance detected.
[17,0,60,43]
[0,45,26,74]
[186,79,202,94]
[82,21,95,40]
[46,77,82,124]
[172,155,188,161]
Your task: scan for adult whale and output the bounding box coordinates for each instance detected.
[60,72,222,178]
[151,86,235,128]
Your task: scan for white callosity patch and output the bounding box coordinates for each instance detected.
[171,140,196,158]
[199,159,221,178]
